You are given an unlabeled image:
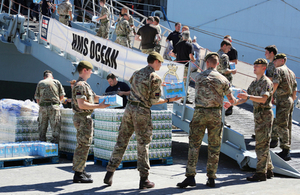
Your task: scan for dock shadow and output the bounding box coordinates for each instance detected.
[0,179,73,193]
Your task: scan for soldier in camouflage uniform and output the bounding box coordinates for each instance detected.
[115,13,131,47]
[217,40,237,83]
[236,58,274,181]
[264,45,279,148]
[72,61,110,183]
[57,0,72,26]
[34,70,65,144]
[265,45,278,80]
[96,0,110,39]
[103,52,181,189]
[271,54,297,161]
[115,7,135,47]
[177,52,237,188]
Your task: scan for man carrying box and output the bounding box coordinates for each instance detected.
[235,58,274,181]
[177,52,237,188]
[72,61,110,183]
[103,52,181,189]
[105,73,130,108]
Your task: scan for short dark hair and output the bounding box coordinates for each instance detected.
[265,45,278,55]
[100,0,106,3]
[107,73,116,80]
[175,22,181,27]
[154,16,160,23]
[221,40,231,47]
[147,16,154,22]
[207,55,219,65]
[147,55,156,64]
[43,70,52,77]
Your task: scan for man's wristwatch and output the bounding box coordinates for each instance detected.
[166,98,170,103]
[247,95,250,100]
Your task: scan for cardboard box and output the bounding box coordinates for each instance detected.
[163,82,186,99]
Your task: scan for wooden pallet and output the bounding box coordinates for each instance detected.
[59,151,94,161]
[0,155,59,169]
[94,157,173,169]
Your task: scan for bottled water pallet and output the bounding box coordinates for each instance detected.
[59,151,94,161]
[0,156,59,169]
[94,157,173,169]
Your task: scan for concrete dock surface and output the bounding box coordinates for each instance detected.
[1,100,300,194]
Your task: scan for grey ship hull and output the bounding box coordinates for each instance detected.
[0,41,72,100]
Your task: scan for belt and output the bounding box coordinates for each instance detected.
[254,107,271,112]
[117,35,127,37]
[128,101,149,109]
[195,106,222,109]
[39,102,59,107]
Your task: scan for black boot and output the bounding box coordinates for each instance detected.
[276,149,291,161]
[247,173,266,181]
[139,177,155,189]
[73,171,93,183]
[225,106,233,116]
[267,169,274,179]
[83,169,91,179]
[270,139,278,148]
[104,171,114,186]
[206,178,215,187]
[224,122,231,128]
[176,176,196,188]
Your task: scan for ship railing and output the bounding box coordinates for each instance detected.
[0,0,173,58]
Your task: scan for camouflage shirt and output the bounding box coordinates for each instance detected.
[116,15,134,26]
[128,65,162,108]
[72,77,96,115]
[115,17,131,36]
[58,0,72,15]
[217,49,232,82]
[35,78,65,104]
[273,64,297,98]
[99,5,109,23]
[265,61,275,78]
[247,74,273,109]
[194,67,231,108]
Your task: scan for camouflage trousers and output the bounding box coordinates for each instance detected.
[96,22,109,39]
[271,97,294,150]
[183,66,190,98]
[254,109,274,173]
[141,48,154,54]
[59,15,69,26]
[106,104,153,177]
[115,36,129,47]
[72,113,93,172]
[186,107,222,179]
[38,104,61,144]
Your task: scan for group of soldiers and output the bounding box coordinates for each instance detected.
[36,0,298,189]
[34,45,297,189]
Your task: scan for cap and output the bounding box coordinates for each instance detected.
[274,53,286,60]
[204,52,219,62]
[253,58,268,65]
[68,80,76,84]
[148,51,164,63]
[78,61,93,70]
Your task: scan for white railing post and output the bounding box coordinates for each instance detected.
[8,0,11,15]
[0,0,4,13]
[26,7,30,39]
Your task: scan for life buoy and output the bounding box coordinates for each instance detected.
[152,10,163,19]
